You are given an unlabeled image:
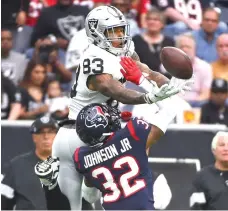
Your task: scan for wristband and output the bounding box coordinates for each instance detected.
[139,77,156,92]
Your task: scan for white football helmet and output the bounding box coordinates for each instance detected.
[85,6,131,56]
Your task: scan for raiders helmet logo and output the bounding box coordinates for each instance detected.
[88,19,98,33]
[85,106,108,128]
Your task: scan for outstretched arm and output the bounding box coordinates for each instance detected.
[88,74,146,105]
[131,52,169,87]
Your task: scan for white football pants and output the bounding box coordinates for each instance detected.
[52,126,87,210]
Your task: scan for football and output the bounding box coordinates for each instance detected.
[160,47,193,79]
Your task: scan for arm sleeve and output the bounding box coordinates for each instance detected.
[189,174,207,210]
[1,164,16,210]
[126,117,152,143]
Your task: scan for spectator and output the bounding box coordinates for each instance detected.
[151,1,227,37]
[12,0,58,53]
[151,0,203,37]
[200,78,228,126]
[45,79,69,120]
[192,7,222,63]
[131,0,150,28]
[1,116,70,210]
[175,34,212,107]
[212,33,228,81]
[1,73,23,120]
[40,38,72,83]
[111,0,140,36]
[32,37,72,91]
[13,9,34,53]
[1,29,28,85]
[189,131,228,210]
[2,0,29,30]
[19,61,49,120]
[133,8,175,73]
[30,0,90,50]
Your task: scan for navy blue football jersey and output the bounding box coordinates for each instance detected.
[74,117,154,210]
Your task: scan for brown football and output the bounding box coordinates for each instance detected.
[160,47,193,79]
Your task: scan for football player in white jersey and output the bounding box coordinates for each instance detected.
[51,5,192,210]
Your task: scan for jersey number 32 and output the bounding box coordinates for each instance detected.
[92,156,146,203]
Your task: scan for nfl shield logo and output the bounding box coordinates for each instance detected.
[88,19,98,33]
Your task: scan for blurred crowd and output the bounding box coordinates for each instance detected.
[1,0,228,125]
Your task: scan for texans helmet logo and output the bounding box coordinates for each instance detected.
[85,106,108,128]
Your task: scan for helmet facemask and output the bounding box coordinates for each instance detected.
[89,23,131,56]
[102,24,131,56]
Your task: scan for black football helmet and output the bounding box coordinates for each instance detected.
[76,103,121,147]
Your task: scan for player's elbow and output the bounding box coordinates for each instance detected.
[152,125,164,140]
[146,126,164,149]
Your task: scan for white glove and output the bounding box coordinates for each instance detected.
[181,76,194,94]
[34,156,60,190]
[144,81,180,104]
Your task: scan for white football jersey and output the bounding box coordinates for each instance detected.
[68,43,131,120]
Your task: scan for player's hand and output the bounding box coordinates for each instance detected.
[120,57,144,85]
[169,76,194,95]
[144,82,180,103]
[34,156,60,190]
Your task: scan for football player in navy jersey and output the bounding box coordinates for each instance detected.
[72,93,178,210]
